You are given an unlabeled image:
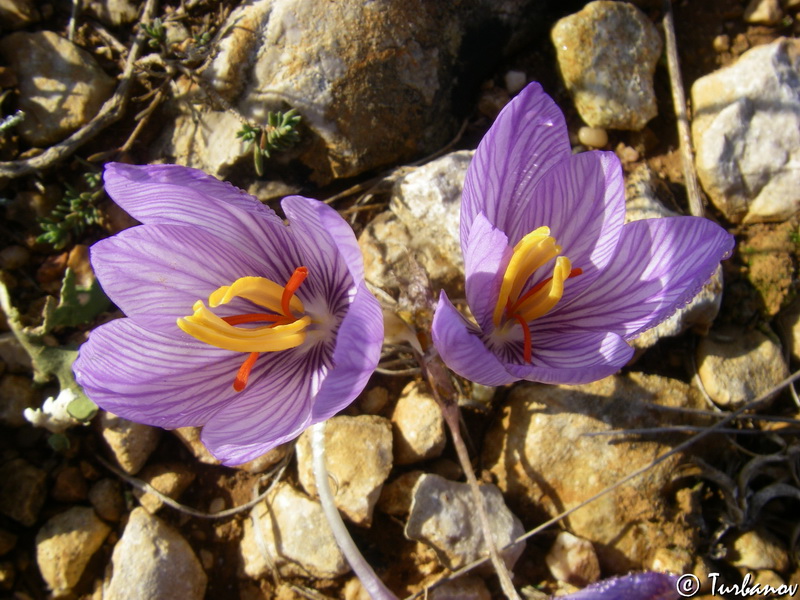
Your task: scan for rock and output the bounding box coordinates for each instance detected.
[84,0,139,26]
[0,31,115,146]
[0,458,47,526]
[692,38,800,223]
[696,326,789,408]
[0,332,32,371]
[132,462,196,514]
[357,386,390,415]
[377,470,425,517]
[359,151,471,297]
[546,531,601,587]
[577,126,608,148]
[0,245,30,269]
[728,530,790,572]
[88,478,125,522]
[240,482,348,579]
[391,381,446,465]
[744,0,783,24]
[104,508,206,600]
[35,507,111,596]
[552,1,662,130]
[0,374,38,427]
[739,221,797,317]
[428,575,492,600]
[624,166,724,349]
[649,547,693,575]
[405,474,525,571]
[160,1,547,183]
[0,0,40,29]
[483,373,705,573]
[98,411,162,475]
[51,465,89,503]
[172,426,289,473]
[296,415,393,527]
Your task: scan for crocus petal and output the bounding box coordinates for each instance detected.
[281,196,364,285]
[463,212,512,332]
[103,163,306,279]
[73,318,238,428]
[515,151,625,276]
[559,572,679,600]
[505,330,634,385]
[91,223,269,331]
[461,82,571,251]
[431,292,518,386]
[311,282,383,422]
[199,347,322,464]
[544,217,735,339]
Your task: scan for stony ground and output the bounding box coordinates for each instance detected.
[0,0,799,599]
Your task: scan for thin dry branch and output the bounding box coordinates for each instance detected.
[662,0,704,217]
[0,0,160,179]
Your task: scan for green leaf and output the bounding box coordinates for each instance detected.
[66,394,98,421]
[42,268,110,332]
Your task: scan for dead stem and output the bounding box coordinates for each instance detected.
[0,0,160,179]
[662,0,704,217]
[419,351,522,600]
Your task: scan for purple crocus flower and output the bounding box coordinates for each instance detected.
[432,83,734,385]
[73,163,383,465]
[558,572,680,600]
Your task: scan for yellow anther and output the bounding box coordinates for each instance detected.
[208,276,304,315]
[514,256,572,322]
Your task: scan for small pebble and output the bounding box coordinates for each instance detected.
[504,70,527,94]
[578,126,608,148]
[208,498,226,514]
[616,144,640,164]
[0,246,29,269]
[713,34,731,53]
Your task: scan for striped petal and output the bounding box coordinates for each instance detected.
[431,292,517,387]
[461,82,571,252]
[542,217,735,339]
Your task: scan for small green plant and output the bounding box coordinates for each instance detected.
[237,109,302,175]
[37,172,103,250]
[142,17,167,49]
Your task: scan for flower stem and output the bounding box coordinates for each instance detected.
[310,422,398,600]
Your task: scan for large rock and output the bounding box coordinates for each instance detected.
[405,474,525,571]
[483,373,706,573]
[0,31,115,146]
[692,38,800,223]
[104,508,206,600]
[296,415,393,527]
[36,507,111,596]
[552,1,662,130]
[240,482,348,579]
[159,0,546,183]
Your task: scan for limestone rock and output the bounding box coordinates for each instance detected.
[744,0,783,24]
[0,458,47,526]
[391,381,446,465]
[546,531,601,587]
[428,575,492,600]
[692,38,800,223]
[625,166,724,350]
[359,151,471,298]
[240,482,348,579]
[405,474,525,571]
[88,479,125,522]
[552,1,662,130]
[777,299,800,362]
[296,415,393,526]
[0,31,115,146]
[35,507,111,596]
[377,470,425,517]
[132,462,196,514]
[696,326,789,408]
[98,411,161,475]
[728,530,790,572]
[84,0,139,26]
[483,373,705,573]
[104,508,206,600]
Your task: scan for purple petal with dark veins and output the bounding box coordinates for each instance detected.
[73,318,238,428]
[90,223,271,331]
[542,217,735,339]
[558,572,679,600]
[461,82,571,251]
[311,282,383,422]
[431,292,518,386]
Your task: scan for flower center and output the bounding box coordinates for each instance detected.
[177,267,310,391]
[493,227,582,363]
